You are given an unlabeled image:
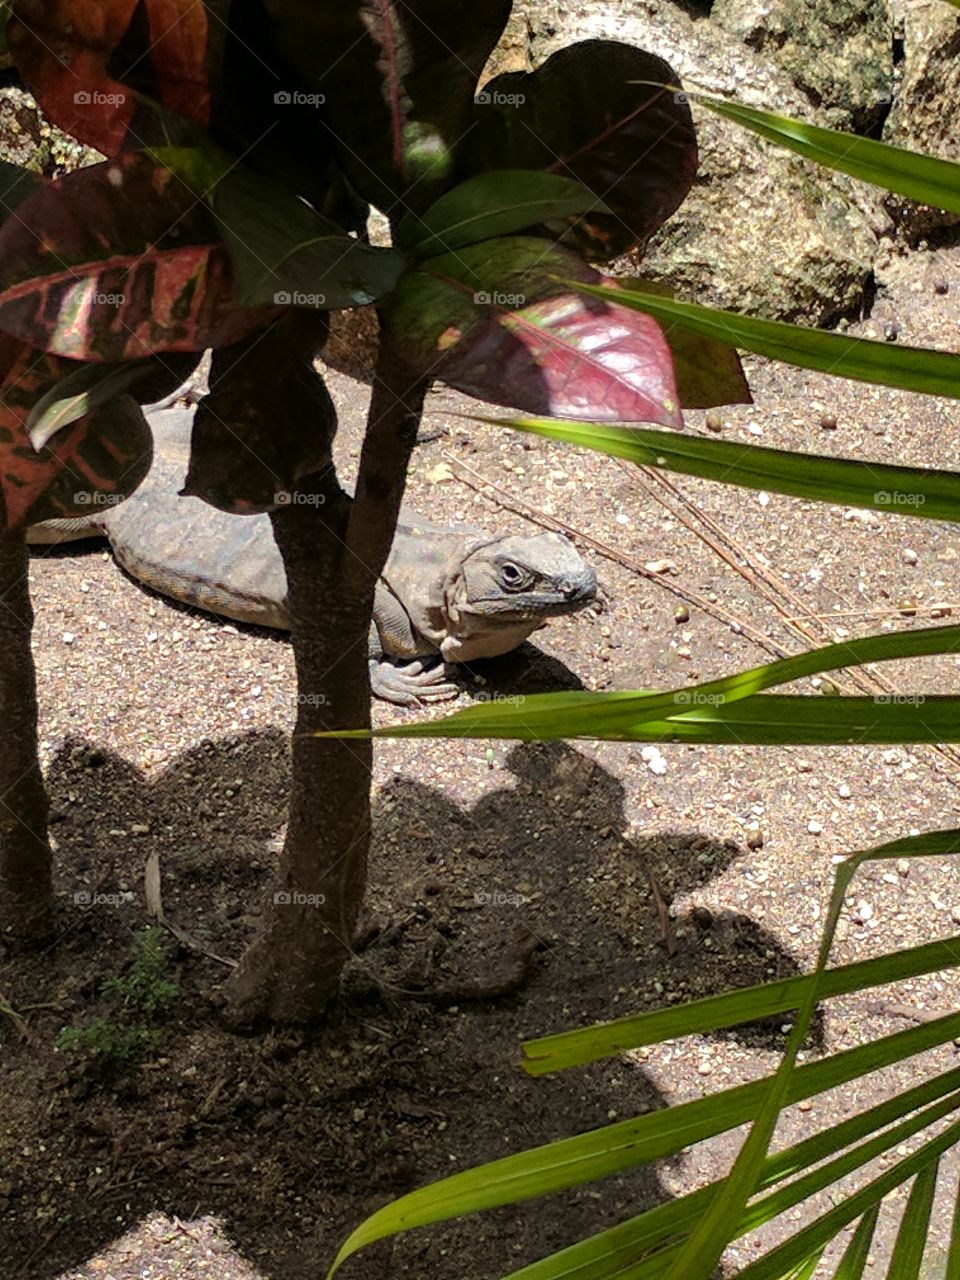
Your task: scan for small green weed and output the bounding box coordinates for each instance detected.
[56,927,178,1069]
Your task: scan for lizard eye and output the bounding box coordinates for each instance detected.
[499,562,526,589]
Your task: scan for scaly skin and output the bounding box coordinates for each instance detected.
[28,407,598,703]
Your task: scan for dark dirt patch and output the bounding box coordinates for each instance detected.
[1,735,807,1280]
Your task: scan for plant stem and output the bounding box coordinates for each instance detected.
[0,527,52,944]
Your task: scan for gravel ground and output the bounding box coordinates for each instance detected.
[3,241,960,1279]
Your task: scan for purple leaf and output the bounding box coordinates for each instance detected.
[463,40,698,262]
[383,236,681,425]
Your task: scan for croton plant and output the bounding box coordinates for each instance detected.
[0,0,743,524]
[0,0,746,1020]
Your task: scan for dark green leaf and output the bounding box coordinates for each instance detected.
[397,171,610,258]
[834,1207,880,1280]
[888,1160,938,1279]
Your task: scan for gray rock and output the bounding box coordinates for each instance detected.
[0,87,101,176]
[513,0,887,322]
[882,0,960,240]
[711,0,892,133]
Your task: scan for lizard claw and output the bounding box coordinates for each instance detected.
[369,658,461,706]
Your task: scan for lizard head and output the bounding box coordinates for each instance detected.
[449,532,597,623]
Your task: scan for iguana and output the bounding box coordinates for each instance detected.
[28,407,597,705]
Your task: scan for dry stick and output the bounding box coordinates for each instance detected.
[442,453,787,662]
[627,458,960,779]
[0,989,30,1039]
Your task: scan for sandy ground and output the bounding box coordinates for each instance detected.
[3,241,960,1279]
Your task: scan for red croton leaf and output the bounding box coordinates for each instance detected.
[9,0,218,155]
[0,334,153,529]
[0,151,276,361]
[382,236,681,426]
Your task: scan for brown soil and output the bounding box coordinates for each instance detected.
[4,242,960,1279]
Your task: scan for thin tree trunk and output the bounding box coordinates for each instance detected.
[224,336,427,1025]
[0,528,52,944]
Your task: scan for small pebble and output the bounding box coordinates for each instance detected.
[837,783,852,799]
[798,1099,813,1113]
[807,820,823,835]
[897,859,911,877]
[819,411,838,431]
[747,831,764,850]
[705,410,723,433]
[884,321,900,342]
[674,605,690,625]
[62,632,75,645]
[797,759,813,773]
[902,548,918,565]
[856,901,874,923]
[935,279,950,295]
[640,745,668,776]
[747,422,763,437]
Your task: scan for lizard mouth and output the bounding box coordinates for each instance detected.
[469,577,598,619]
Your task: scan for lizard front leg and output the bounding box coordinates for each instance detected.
[368,585,460,706]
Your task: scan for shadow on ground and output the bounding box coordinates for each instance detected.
[0,733,814,1280]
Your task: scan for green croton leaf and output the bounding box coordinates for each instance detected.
[396,171,611,258]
